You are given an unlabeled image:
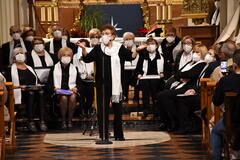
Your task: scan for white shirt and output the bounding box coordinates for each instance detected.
[179,51,193,70]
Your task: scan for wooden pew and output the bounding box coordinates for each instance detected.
[0,87,5,160]
[4,82,16,152]
[200,78,210,144]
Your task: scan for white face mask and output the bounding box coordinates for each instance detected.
[192,52,201,62]
[26,36,34,42]
[124,40,134,47]
[34,44,44,53]
[12,33,21,40]
[90,38,99,46]
[204,54,214,63]
[15,54,26,63]
[61,56,71,64]
[166,36,175,43]
[101,35,111,45]
[147,44,156,53]
[53,30,62,39]
[183,44,192,53]
[62,35,68,41]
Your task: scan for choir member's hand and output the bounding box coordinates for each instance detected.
[180,78,189,83]
[159,73,164,78]
[137,74,142,79]
[76,42,87,56]
[19,85,27,89]
[54,88,60,91]
[70,88,78,94]
[184,89,196,95]
[86,75,94,80]
[136,44,147,52]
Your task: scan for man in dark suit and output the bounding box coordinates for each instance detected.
[44,25,77,55]
[1,25,32,71]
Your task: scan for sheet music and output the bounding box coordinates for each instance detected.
[140,75,160,80]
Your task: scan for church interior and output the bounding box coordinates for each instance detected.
[0,0,240,159]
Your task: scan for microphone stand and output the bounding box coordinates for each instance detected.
[96,45,112,145]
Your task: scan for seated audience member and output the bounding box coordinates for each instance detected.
[136,37,165,116]
[161,26,181,79]
[45,25,77,55]
[47,47,80,129]
[2,25,32,70]
[210,49,240,160]
[174,35,195,73]
[5,48,47,132]
[157,44,207,131]
[73,39,94,117]
[122,32,140,103]
[27,37,57,68]
[21,27,36,43]
[209,40,237,82]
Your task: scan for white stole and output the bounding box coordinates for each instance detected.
[142,53,164,76]
[31,50,54,67]
[101,41,122,103]
[179,51,193,70]
[11,63,38,104]
[49,39,67,54]
[9,38,27,65]
[53,62,77,89]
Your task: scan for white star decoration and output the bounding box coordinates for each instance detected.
[110,16,122,31]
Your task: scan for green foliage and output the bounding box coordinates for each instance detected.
[79,6,104,32]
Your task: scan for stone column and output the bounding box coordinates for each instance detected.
[0,0,16,45]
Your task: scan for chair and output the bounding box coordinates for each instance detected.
[4,82,16,152]
[222,92,239,160]
[0,88,6,160]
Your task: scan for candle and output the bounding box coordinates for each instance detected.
[156,4,162,21]
[167,5,172,20]
[40,7,46,22]
[162,4,167,21]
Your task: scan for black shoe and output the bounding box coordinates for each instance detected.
[40,122,48,132]
[28,122,37,132]
[115,137,125,141]
[158,123,167,131]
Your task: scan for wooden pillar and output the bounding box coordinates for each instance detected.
[27,0,34,27]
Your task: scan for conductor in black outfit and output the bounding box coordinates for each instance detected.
[78,24,144,141]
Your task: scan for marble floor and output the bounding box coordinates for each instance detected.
[6,123,209,160]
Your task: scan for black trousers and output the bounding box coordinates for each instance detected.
[80,81,94,114]
[156,87,189,128]
[96,85,124,140]
[22,89,45,122]
[139,79,165,111]
[176,95,200,128]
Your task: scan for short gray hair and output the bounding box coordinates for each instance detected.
[123,32,135,39]
[221,41,237,58]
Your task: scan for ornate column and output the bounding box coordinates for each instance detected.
[27,0,34,27]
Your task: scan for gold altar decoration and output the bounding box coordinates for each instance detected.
[141,0,150,29]
[72,0,86,31]
[181,0,210,25]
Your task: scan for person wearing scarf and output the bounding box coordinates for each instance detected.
[47,47,80,129]
[78,24,145,141]
[156,44,207,132]
[135,38,165,117]
[27,37,57,68]
[44,25,77,55]
[73,36,98,118]
[2,25,32,71]
[5,47,47,132]
[161,26,181,79]
[122,32,140,103]
[174,35,195,73]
